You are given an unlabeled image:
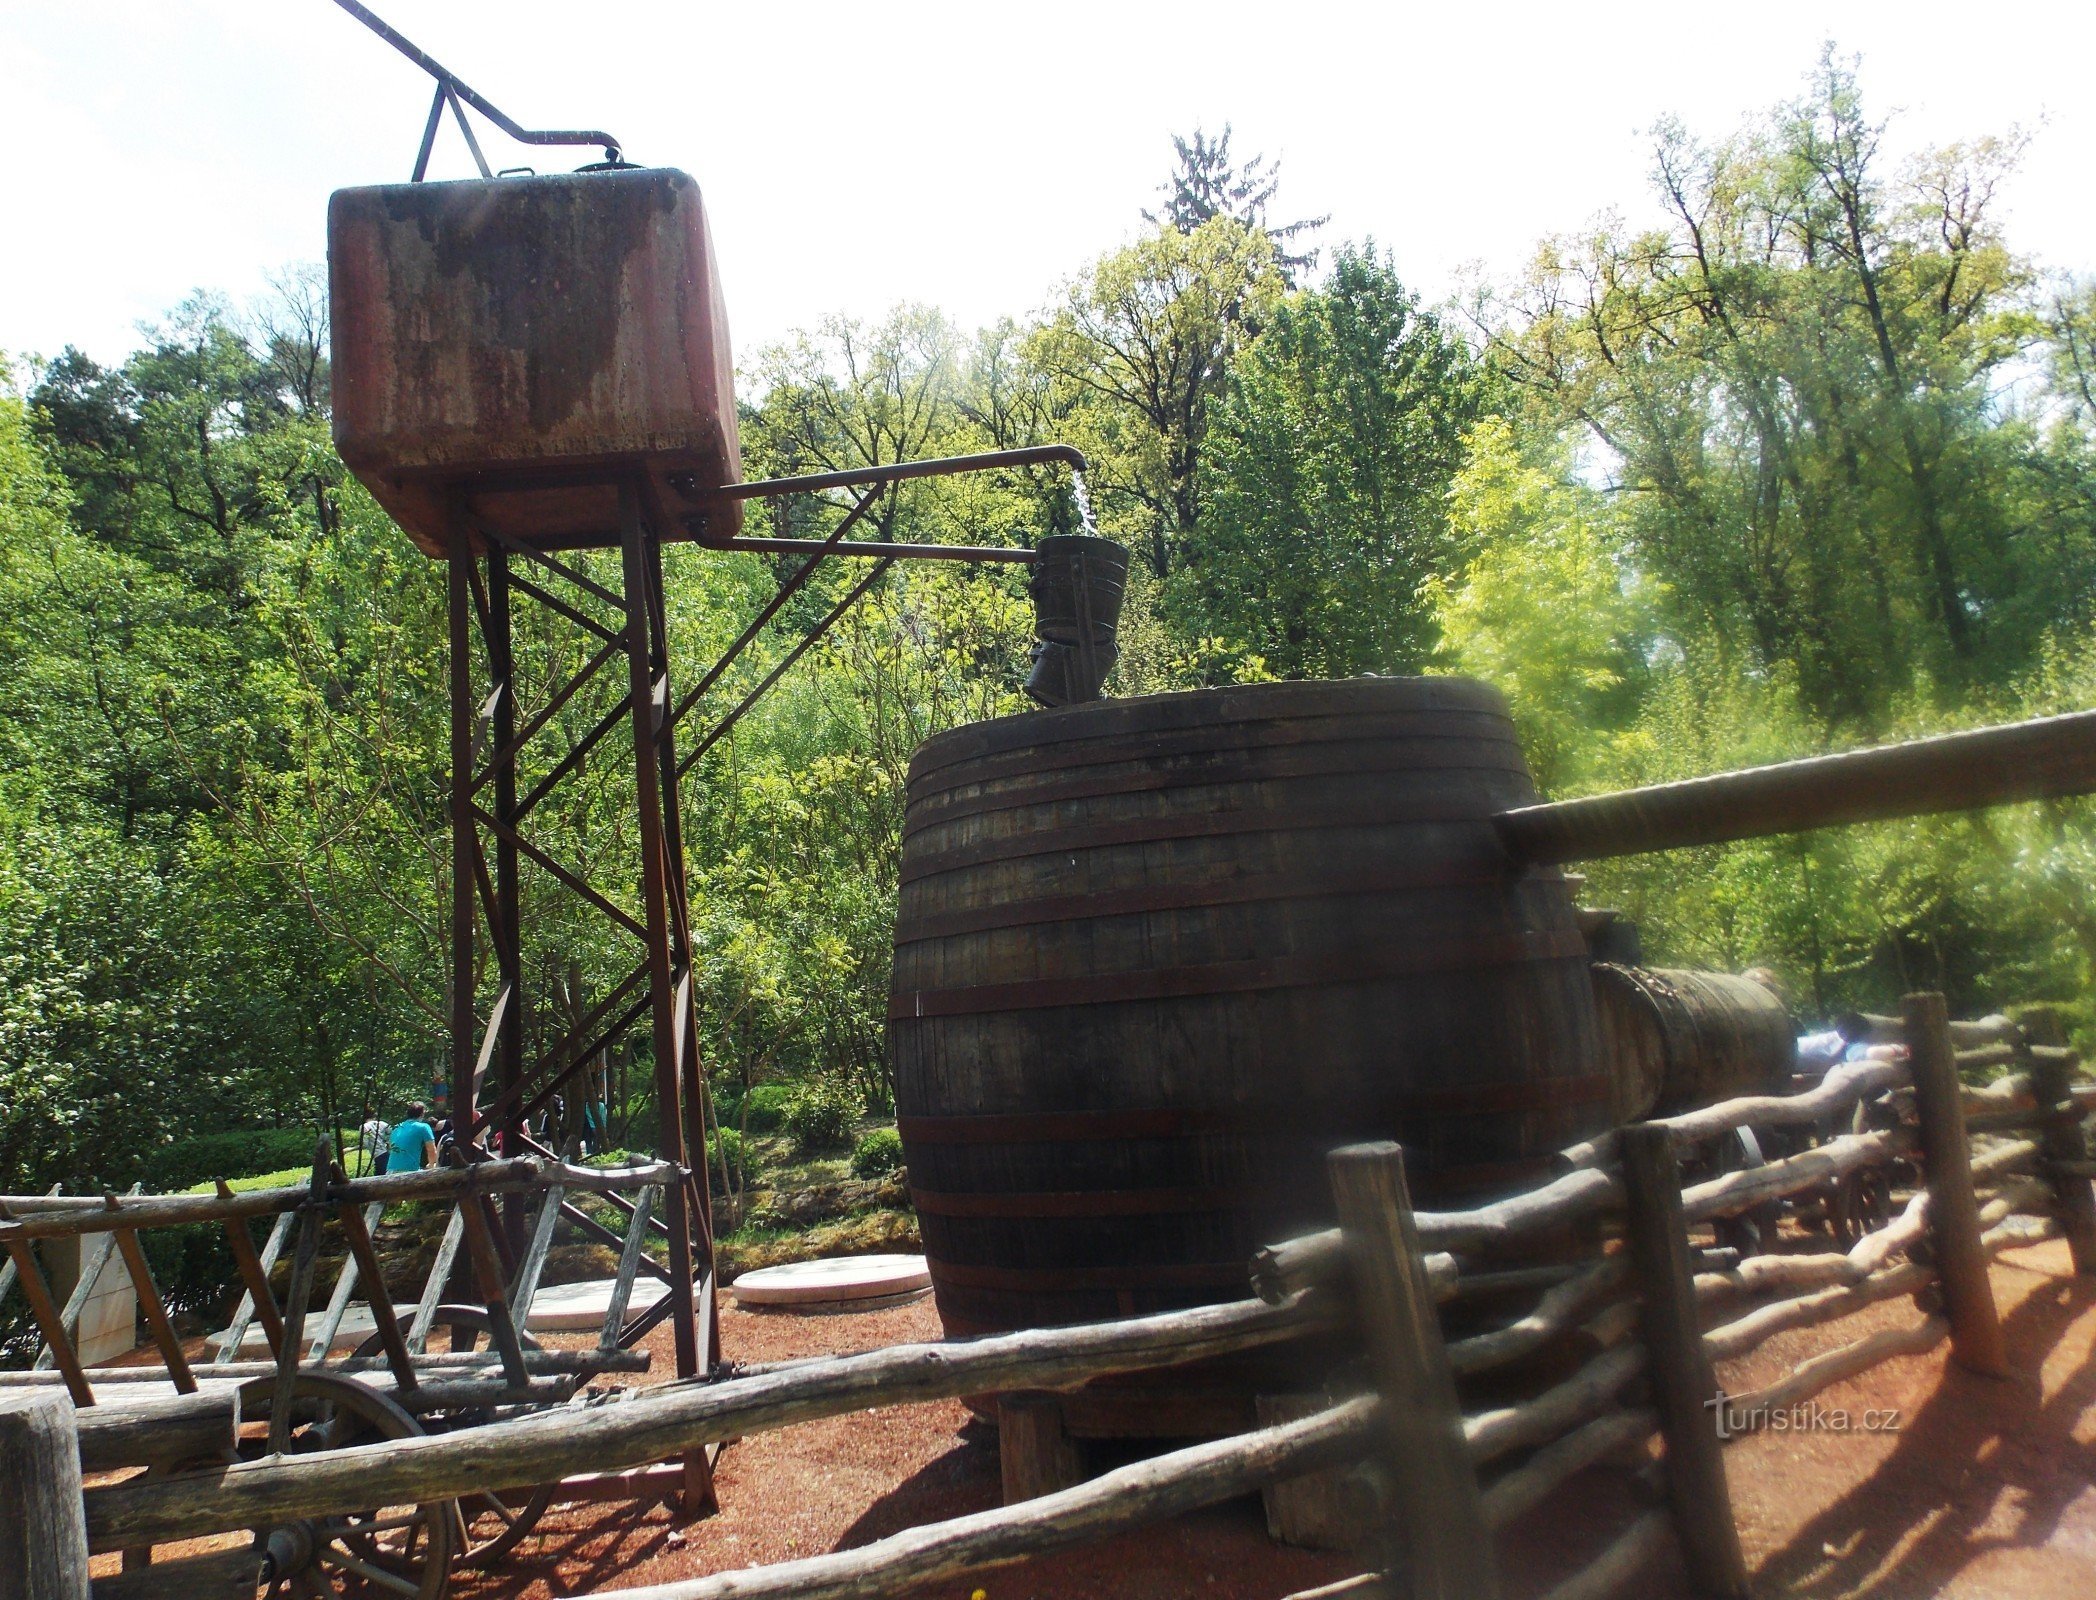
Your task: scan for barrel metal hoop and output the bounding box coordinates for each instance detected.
[908,1184,1298,1219]
[895,1074,1612,1147]
[897,800,1530,887]
[905,712,1526,797]
[903,752,1532,841]
[888,927,1590,1018]
[907,677,1516,780]
[923,1260,1253,1292]
[895,860,1548,944]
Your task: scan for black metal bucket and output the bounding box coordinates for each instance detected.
[1025,535,1129,706]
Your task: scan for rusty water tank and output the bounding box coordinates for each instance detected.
[889,677,1609,1338]
[1594,966,1793,1122]
[328,167,742,555]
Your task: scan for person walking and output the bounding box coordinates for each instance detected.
[389,1102,438,1174]
[359,1107,393,1176]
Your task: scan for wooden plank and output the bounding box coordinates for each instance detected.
[1,1227,95,1408]
[1259,1395,1373,1553]
[562,1197,676,1286]
[90,1547,261,1600]
[508,1182,567,1319]
[2019,1006,2096,1275]
[600,1187,656,1348]
[215,1192,288,1363]
[75,1388,239,1475]
[334,1193,418,1397]
[457,1188,532,1387]
[1326,1142,1498,1600]
[268,1146,332,1456]
[407,1203,467,1354]
[84,1293,1337,1550]
[0,1390,91,1600]
[1617,1122,1749,1600]
[307,1201,386,1361]
[2,1155,676,1241]
[110,1220,196,1395]
[998,1391,1084,1505]
[37,1186,135,1373]
[1905,991,2008,1376]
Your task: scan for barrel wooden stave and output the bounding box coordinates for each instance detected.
[891,678,1608,1335]
[1593,965,1794,1123]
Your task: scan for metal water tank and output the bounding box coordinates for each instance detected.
[329,167,742,554]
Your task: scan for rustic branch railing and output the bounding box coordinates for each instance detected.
[7,992,2092,1600]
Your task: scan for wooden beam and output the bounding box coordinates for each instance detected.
[998,1392,1084,1505]
[0,1155,678,1241]
[75,1389,239,1475]
[0,1390,91,1600]
[1,1228,94,1408]
[334,1193,418,1397]
[84,1292,1336,1550]
[493,1397,1377,1600]
[1905,992,2008,1376]
[214,1189,286,1363]
[109,1212,195,1395]
[2018,1006,2096,1275]
[456,1188,531,1387]
[1327,1143,1498,1600]
[1618,1123,1749,1600]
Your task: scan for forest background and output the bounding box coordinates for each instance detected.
[6,54,2096,1196]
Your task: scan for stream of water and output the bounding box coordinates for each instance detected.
[1071,470,1099,537]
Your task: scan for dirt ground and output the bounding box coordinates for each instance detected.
[441,1237,2096,1600]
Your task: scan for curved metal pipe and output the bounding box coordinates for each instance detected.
[331,0,622,156]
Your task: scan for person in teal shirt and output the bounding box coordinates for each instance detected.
[389,1102,437,1173]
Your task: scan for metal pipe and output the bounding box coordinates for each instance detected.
[678,559,895,778]
[1495,708,2096,864]
[330,0,622,158]
[717,444,1089,502]
[699,535,1034,564]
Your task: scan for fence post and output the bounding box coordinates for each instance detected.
[0,1390,91,1600]
[2017,1006,2096,1276]
[1618,1123,1751,1600]
[1905,991,2009,1376]
[1326,1142,1498,1600]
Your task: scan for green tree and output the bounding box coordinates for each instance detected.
[1180,247,1485,679]
[1028,218,1283,581]
[1485,52,2072,728]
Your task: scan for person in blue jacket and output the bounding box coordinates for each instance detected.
[389,1102,438,1173]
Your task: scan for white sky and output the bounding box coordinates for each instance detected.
[4,1,2093,371]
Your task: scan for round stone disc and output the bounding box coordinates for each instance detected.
[730,1253,932,1308]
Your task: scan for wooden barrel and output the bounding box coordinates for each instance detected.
[890,678,1607,1339]
[1593,966,1794,1122]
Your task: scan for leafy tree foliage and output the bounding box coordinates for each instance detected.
[9,55,2096,1202]
[1180,247,1485,678]
[1145,124,1327,283]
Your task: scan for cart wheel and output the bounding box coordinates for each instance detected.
[1829,1165,1893,1249]
[352,1304,542,1361]
[1710,1127,1781,1258]
[235,1373,454,1600]
[351,1307,554,1566]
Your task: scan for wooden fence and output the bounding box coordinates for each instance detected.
[5,991,2094,1600]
